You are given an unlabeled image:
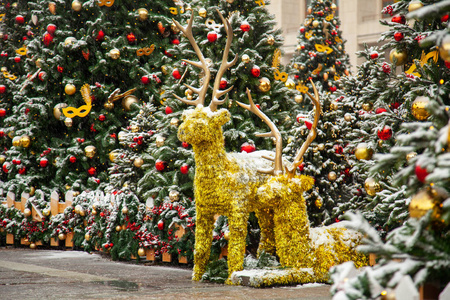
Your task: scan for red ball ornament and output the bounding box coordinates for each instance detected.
[69,156,77,163]
[329,86,337,92]
[391,15,406,24]
[415,164,428,183]
[126,33,136,43]
[298,163,305,172]
[88,167,96,176]
[155,161,166,171]
[98,114,106,122]
[43,33,54,46]
[172,69,181,80]
[47,24,57,35]
[165,106,173,114]
[57,66,64,73]
[13,159,20,165]
[14,57,21,63]
[219,79,228,89]
[240,21,251,32]
[394,32,404,41]
[0,109,6,117]
[391,102,401,109]
[157,220,164,230]
[96,30,105,41]
[15,15,25,24]
[141,75,150,85]
[172,38,180,45]
[445,61,450,69]
[18,167,26,175]
[182,142,189,148]
[2,34,8,41]
[304,120,313,130]
[40,158,49,168]
[0,85,6,94]
[251,65,260,78]
[0,131,4,137]
[442,14,449,22]
[2,162,9,173]
[180,163,189,174]
[241,142,256,153]
[334,144,344,154]
[207,31,217,42]
[375,108,387,114]
[300,27,305,33]
[0,52,7,57]
[377,126,392,140]
[370,52,379,59]
[38,71,47,81]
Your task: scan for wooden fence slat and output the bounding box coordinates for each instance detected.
[50,191,59,216]
[162,252,172,262]
[21,192,28,212]
[146,249,155,261]
[50,238,59,246]
[6,192,15,208]
[65,232,74,248]
[369,253,377,266]
[178,256,188,264]
[6,234,14,244]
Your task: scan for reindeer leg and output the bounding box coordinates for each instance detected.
[255,208,276,256]
[192,209,215,281]
[226,210,249,284]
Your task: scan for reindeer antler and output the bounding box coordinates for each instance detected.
[236,89,284,175]
[286,79,321,178]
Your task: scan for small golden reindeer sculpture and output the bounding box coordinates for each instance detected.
[173,10,366,284]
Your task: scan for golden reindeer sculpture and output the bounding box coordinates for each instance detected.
[173,10,366,284]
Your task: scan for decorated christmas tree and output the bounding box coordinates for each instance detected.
[330,1,450,298]
[0,0,182,198]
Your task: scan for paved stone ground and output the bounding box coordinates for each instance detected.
[0,248,332,300]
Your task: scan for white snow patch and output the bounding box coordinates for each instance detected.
[27,250,96,260]
[291,283,328,289]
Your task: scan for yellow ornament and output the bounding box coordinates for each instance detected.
[259,77,271,92]
[408,1,424,12]
[30,243,37,249]
[20,135,31,148]
[439,35,450,61]
[138,248,146,256]
[161,65,168,75]
[267,35,275,45]
[53,103,68,120]
[329,100,339,111]
[242,54,250,63]
[109,152,117,162]
[23,208,32,217]
[185,89,194,100]
[109,48,120,60]
[312,20,319,28]
[409,188,447,219]
[122,95,138,111]
[118,131,127,142]
[198,8,207,18]
[122,206,128,214]
[84,145,96,158]
[315,198,323,209]
[317,143,325,151]
[104,101,114,110]
[64,118,73,127]
[12,136,21,147]
[170,118,180,127]
[344,113,352,122]
[364,177,381,196]
[323,73,328,81]
[58,233,67,240]
[48,2,56,14]
[156,135,165,147]
[74,204,81,214]
[411,96,430,121]
[169,190,180,202]
[355,143,373,160]
[295,95,303,104]
[35,59,43,68]
[29,186,35,196]
[72,0,82,11]
[0,155,5,164]
[130,125,139,133]
[42,208,50,217]
[362,102,373,112]
[65,84,76,95]
[134,157,144,168]
[64,37,77,46]
[223,231,230,240]
[331,3,337,10]
[285,79,295,89]
[115,225,122,232]
[137,8,148,21]
[85,233,91,241]
[328,171,337,181]
[389,49,408,66]
[170,23,180,34]
[92,209,97,215]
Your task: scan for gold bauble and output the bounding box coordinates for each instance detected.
[65,184,71,190]
[170,118,180,127]
[362,102,373,112]
[317,143,325,151]
[91,209,97,215]
[85,233,91,241]
[226,0,234,3]
[285,79,295,89]
[267,35,275,45]
[169,190,180,202]
[364,177,381,196]
[122,224,127,231]
[53,103,68,120]
[198,8,207,18]
[378,140,384,147]
[79,209,85,217]
[48,2,56,14]
[130,124,139,132]
[71,0,82,12]
[23,208,32,217]
[242,54,250,63]
[118,131,127,142]
[109,48,120,60]
[122,95,139,111]
[389,49,408,66]
[138,248,146,256]
[137,8,148,21]
[307,7,312,14]
[104,101,114,110]
[331,3,337,10]
[259,77,271,92]
[122,206,129,214]
[64,118,73,127]
[330,100,339,111]
[344,113,352,122]
[35,59,43,68]
[328,171,337,181]
[58,233,67,240]
[116,225,122,232]
[408,1,424,12]
[109,152,117,162]
[84,145,96,158]
[170,23,180,34]
[406,151,417,161]
[0,155,6,164]
[74,205,82,214]
[411,96,430,121]
[161,65,168,75]
[42,208,50,217]
[29,186,35,196]
[64,37,77,46]
[312,20,320,28]
[185,89,193,100]
[30,243,37,249]
[12,136,21,147]
[439,35,450,61]
[155,135,165,147]
[65,84,76,95]
[323,73,329,81]
[133,157,144,168]
[315,198,323,209]
[409,188,447,219]
[295,95,303,104]
[355,143,373,160]
[20,136,31,148]
[223,231,230,240]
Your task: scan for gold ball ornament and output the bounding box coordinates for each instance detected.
[312,20,320,28]
[344,113,352,122]
[323,73,329,81]
[317,143,325,151]
[116,225,122,232]
[48,2,56,14]
[406,151,417,161]
[64,118,73,127]
[408,1,424,12]
[74,205,82,214]
[295,95,303,104]
[315,198,323,209]
[133,157,144,168]
[285,79,295,89]
[138,248,146,256]
[65,84,76,95]
[267,35,275,45]
[20,135,31,148]
[170,23,180,34]
[91,209,97,215]
[185,89,193,100]
[411,96,430,121]
[161,65,168,75]
[85,233,91,241]
[364,177,381,196]
[137,8,148,21]
[409,188,447,219]
[362,102,373,112]
[130,124,139,133]
[53,103,68,120]
[226,0,234,3]
[30,243,37,249]
[118,131,127,142]
[169,190,180,202]
[328,171,337,181]
[378,140,384,147]
[64,37,77,46]
[109,152,117,162]
[35,59,43,68]
[259,77,271,92]
[12,136,21,147]
[198,8,207,18]
[58,233,67,240]
[42,208,50,217]
[79,208,85,217]
[109,48,120,60]
[355,143,374,160]
[122,224,127,231]
[71,0,82,12]
[331,3,337,10]
[122,95,139,111]
[223,231,230,240]
[0,155,6,164]
[242,54,250,63]
[170,118,180,127]
[439,35,450,61]
[104,101,114,111]
[122,206,129,215]
[389,49,408,66]
[84,145,96,158]
[155,136,165,147]
[23,208,32,217]
[330,100,339,111]
[29,187,35,196]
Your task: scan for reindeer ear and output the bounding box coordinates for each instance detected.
[213,109,230,126]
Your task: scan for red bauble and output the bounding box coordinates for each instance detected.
[391,15,406,24]
[0,52,7,57]
[40,158,49,168]
[47,24,57,35]
[57,66,64,73]
[98,114,106,122]
[180,163,189,174]
[370,52,379,59]
[38,71,47,81]
[0,85,6,94]
[0,131,4,137]
[88,167,96,176]
[251,65,260,78]
[141,75,150,85]
[240,21,251,32]
[377,126,392,140]
[18,167,26,175]
[2,162,9,173]
[13,159,20,165]
[334,144,344,154]
[304,120,313,130]
[14,57,21,63]
[415,164,428,183]
[96,30,105,41]
[172,38,180,45]
[442,14,449,22]
[172,69,181,80]
[298,163,305,172]
[394,32,404,41]
[126,33,136,43]
[15,15,25,24]
[375,108,387,114]
[165,106,173,114]
[241,142,256,153]
[0,109,6,117]
[157,220,164,230]
[69,156,77,163]
[219,79,228,89]
[182,142,189,148]
[391,102,401,109]
[43,33,53,46]
[329,86,337,92]
[2,34,8,41]
[155,160,166,171]
[207,31,217,42]
[300,27,305,33]
[445,61,450,69]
